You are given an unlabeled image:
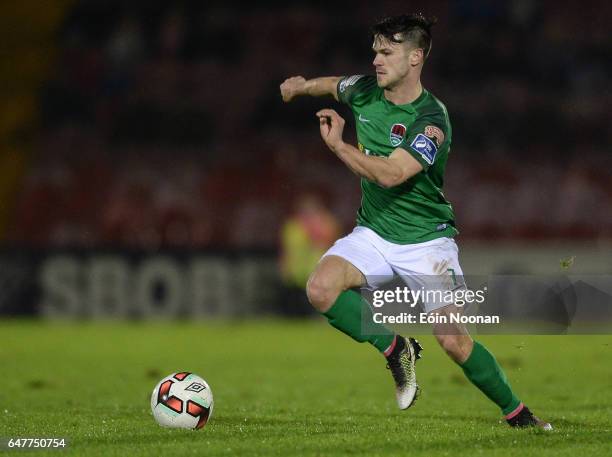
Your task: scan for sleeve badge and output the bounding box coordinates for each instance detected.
[410,133,438,165]
[424,125,445,147]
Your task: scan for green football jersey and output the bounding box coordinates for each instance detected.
[337,74,458,244]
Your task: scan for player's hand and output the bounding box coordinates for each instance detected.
[316,109,345,153]
[280,76,307,102]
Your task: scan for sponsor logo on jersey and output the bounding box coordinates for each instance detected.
[410,133,438,165]
[358,113,370,122]
[358,143,375,156]
[389,123,407,147]
[424,125,445,147]
[339,75,364,93]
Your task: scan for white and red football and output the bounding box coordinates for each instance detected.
[150,372,214,429]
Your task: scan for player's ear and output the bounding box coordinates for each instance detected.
[409,48,424,67]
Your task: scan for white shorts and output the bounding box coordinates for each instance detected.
[322,226,465,313]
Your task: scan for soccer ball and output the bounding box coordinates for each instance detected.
[150,372,214,429]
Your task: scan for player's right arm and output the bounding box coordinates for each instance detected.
[280,76,341,102]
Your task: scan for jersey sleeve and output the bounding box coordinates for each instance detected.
[337,75,378,107]
[399,112,449,171]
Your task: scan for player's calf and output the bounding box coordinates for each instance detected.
[434,318,546,426]
[432,305,474,363]
[434,332,473,364]
[308,256,396,353]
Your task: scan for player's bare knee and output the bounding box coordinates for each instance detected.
[306,256,355,312]
[306,273,339,312]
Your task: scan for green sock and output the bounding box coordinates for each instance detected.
[323,289,395,353]
[460,341,522,415]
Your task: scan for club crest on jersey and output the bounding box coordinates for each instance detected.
[389,123,407,147]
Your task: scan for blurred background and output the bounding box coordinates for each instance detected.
[1,0,611,318]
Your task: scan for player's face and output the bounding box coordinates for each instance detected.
[372,35,418,89]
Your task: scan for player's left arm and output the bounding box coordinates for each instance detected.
[316,109,423,188]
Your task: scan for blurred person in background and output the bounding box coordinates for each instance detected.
[279,193,340,316]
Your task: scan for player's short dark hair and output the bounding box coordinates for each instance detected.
[371,14,437,59]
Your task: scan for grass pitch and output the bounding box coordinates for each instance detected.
[1,320,611,456]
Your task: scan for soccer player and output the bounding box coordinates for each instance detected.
[280,14,551,429]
